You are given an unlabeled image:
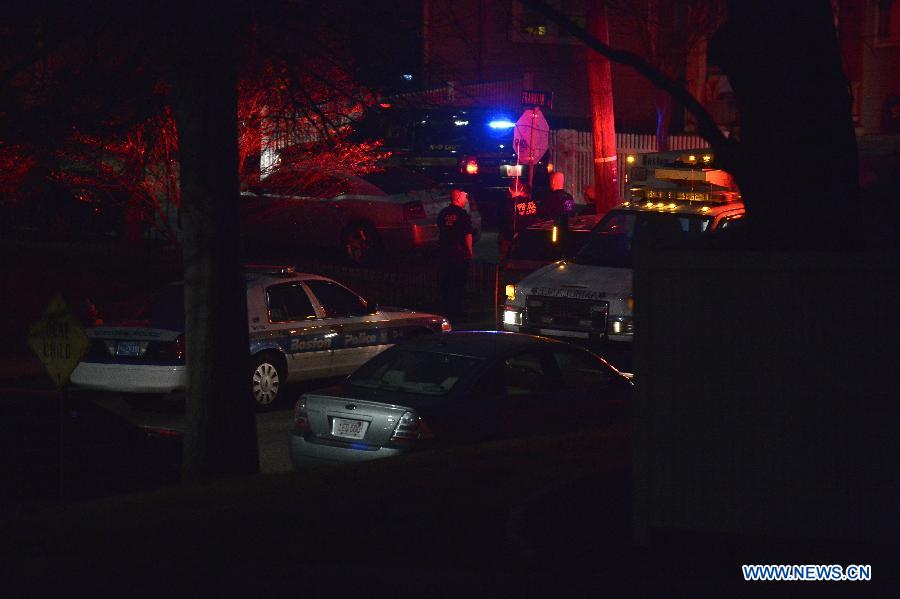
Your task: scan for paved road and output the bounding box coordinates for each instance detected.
[74,379,340,474]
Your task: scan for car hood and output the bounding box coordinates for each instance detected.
[518,261,632,298]
[375,307,447,323]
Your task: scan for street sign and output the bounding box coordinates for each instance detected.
[513,107,550,166]
[27,295,90,389]
[521,89,554,110]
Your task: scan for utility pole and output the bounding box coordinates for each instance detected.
[587,0,618,213]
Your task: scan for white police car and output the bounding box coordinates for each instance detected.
[71,266,451,407]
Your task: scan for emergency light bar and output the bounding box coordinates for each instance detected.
[488,119,515,129]
[645,189,710,202]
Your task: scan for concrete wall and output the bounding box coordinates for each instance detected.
[632,249,900,544]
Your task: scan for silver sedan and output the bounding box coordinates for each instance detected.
[290,332,631,468]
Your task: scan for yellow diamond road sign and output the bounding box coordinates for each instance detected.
[27,295,91,389]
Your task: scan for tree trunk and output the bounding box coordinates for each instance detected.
[711,1,862,249]
[172,1,259,482]
[586,0,619,213]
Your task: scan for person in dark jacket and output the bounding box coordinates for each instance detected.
[497,180,534,261]
[538,171,575,221]
[437,188,473,321]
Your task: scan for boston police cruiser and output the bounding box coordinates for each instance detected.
[71,266,450,409]
[501,152,744,343]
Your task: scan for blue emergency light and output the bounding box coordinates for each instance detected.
[487,119,516,130]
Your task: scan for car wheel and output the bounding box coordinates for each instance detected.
[251,353,285,409]
[341,222,381,266]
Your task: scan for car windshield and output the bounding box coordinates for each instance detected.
[255,170,385,198]
[136,284,184,320]
[573,210,712,267]
[348,349,478,396]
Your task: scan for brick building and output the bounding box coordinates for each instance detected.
[423,0,676,133]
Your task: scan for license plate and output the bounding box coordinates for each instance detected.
[116,341,142,356]
[332,418,368,440]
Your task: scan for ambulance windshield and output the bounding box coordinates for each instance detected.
[573,210,712,267]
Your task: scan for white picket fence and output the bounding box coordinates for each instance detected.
[549,131,710,203]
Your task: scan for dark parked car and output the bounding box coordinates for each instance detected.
[0,391,182,511]
[290,331,631,468]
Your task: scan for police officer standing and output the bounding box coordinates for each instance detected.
[538,171,576,221]
[437,188,473,322]
[497,180,534,261]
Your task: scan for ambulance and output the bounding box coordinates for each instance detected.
[501,151,744,343]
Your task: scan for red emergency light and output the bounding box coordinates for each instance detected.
[462,157,478,175]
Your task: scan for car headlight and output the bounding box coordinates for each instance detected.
[505,284,516,301]
[609,317,634,336]
[502,307,522,326]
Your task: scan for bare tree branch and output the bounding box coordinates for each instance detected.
[519,0,739,172]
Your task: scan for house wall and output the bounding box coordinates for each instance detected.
[424,0,659,131]
[860,0,900,135]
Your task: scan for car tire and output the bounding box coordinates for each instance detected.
[341,221,381,266]
[251,353,286,410]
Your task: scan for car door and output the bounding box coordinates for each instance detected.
[294,173,348,247]
[241,191,312,244]
[549,348,627,425]
[303,279,386,376]
[264,282,335,380]
[477,349,567,439]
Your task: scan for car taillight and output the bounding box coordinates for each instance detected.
[403,200,427,221]
[158,335,185,361]
[142,426,183,439]
[294,398,310,433]
[389,410,434,445]
[461,157,478,175]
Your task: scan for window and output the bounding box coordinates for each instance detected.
[876,0,900,46]
[718,215,744,230]
[574,210,713,267]
[266,283,316,323]
[362,167,438,194]
[552,350,612,390]
[348,350,477,396]
[258,170,383,198]
[304,280,368,318]
[503,351,551,395]
[511,0,586,44]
